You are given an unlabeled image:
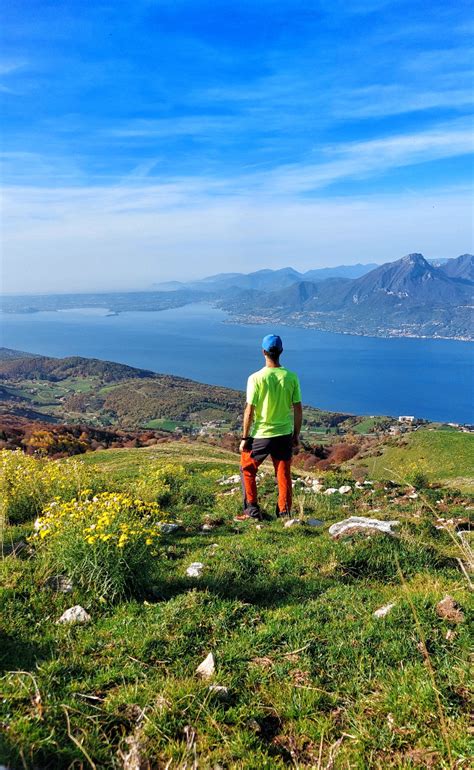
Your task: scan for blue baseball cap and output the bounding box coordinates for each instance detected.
[262,334,283,353]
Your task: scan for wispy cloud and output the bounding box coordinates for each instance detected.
[331,85,474,119]
[243,119,474,194]
[0,59,27,93]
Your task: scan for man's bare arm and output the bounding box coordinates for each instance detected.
[240,403,255,452]
[293,402,303,446]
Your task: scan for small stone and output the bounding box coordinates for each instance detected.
[196,652,215,679]
[338,485,352,494]
[186,562,205,578]
[255,524,263,531]
[158,522,180,535]
[208,685,229,699]
[373,602,395,618]
[306,518,324,528]
[46,575,73,593]
[155,695,170,712]
[284,518,302,527]
[57,605,91,625]
[121,734,145,770]
[218,474,240,486]
[408,492,418,500]
[324,488,337,495]
[201,523,214,532]
[247,718,261,733]
[436,595,464,624]
[329,516,400,540]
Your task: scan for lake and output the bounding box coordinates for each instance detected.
[1,303,473,423]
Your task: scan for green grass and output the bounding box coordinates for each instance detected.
[356,428,474,492]
[144,418,188,431]
[350,416,380,434]
[1,443,473,768]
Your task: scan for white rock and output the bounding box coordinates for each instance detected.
[201,523,214,532]
[196,652,215,679]
[158,522,180,534]
[284,518,302,528]
[57,605,91,625]
[364,481,374,486]
[408,492,418,499]
[328,516,400,540]
[373,602,396,618]
[324,488,337,495]
[218,474,240,486]
[186,562,205,578]
[338,485,352,494]
[355,481,364,489]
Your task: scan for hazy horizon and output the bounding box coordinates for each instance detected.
[2,1,473,294]
[1,251,472,297]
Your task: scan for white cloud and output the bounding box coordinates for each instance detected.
[2,118,473,293]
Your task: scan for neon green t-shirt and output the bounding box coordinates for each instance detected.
[246,366,302,438]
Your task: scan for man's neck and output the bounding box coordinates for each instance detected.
[265,359,281,368]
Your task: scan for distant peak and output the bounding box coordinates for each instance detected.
[402,253,426,263]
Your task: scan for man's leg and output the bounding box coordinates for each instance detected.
[239,438,270,517]
[272,457,293,515]
[270,435,293,515]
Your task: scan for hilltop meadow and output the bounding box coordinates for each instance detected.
[1,430,473,769]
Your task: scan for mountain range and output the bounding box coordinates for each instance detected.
[215,253,474,340]
[153,263,379,293]
[2,254,472,340]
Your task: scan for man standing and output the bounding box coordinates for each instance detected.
[237,334,303,521]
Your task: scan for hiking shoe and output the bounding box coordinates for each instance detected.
[234,512,260,522]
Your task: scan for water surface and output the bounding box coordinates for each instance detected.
[1,303,472,423]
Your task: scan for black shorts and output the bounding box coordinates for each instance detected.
[245,433,293,462]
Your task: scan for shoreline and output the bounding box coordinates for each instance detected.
[2,302,473,343]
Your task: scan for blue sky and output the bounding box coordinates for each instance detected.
[1,0,473,292]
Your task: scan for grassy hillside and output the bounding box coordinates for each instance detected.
[1,441,472,768]
[356,429,474,492]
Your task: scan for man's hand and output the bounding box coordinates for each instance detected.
[239,439,248,453]
[292,433,300,454]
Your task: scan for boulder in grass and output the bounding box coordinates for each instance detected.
[328,516,400,540]
[324,488,337,495]
[338,485,352,494]
[57,605,91,625]
[284,518,302,528]
[196,652,215,680]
